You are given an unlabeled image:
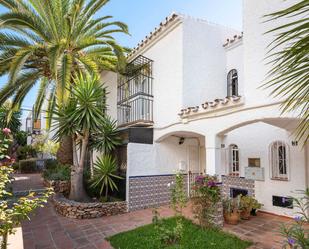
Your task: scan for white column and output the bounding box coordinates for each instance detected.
[205,134,221,176]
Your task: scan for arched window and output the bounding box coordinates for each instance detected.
[227,69,238,97]
[270,141,289,180]
[229,144,239,175]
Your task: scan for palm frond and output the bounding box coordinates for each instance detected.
[263,0,309,143]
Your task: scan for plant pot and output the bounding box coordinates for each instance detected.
[241,209,251,220]
[224,211,240,225]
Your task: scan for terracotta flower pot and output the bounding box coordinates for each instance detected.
[224,211,240,225]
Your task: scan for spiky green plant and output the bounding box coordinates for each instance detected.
[0,0,129,123]
[90,154,123,200]
[53,73,108,201]
[264,0,309,143]
[90,117,121,154]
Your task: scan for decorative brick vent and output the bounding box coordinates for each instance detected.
[44,180,70,196]
[221,175,255,198]
[128,174,188,211]
[53,194,127,219]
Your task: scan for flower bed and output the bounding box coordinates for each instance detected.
[52,194,127,219]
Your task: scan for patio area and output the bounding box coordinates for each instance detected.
[13,174,291,249]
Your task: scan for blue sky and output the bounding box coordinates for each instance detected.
[0,0,242,110]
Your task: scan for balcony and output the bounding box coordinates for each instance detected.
[117,55,154,127]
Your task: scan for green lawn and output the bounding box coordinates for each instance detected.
[108,217,252,249]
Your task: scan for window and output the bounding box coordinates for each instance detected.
[229,144,239,174]
[270,141,289,180]
[227,69,238,96]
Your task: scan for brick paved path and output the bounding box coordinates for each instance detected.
[12,174,291,249]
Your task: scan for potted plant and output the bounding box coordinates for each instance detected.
[239,195,254,220]
[223,197,241,225]
[251,198,263,216]
[240,195,262,219]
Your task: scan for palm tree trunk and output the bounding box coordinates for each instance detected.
[69,132,89,201]
[105,184,109,201]
[56,135,73,165]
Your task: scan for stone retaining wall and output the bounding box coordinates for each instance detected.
[44,179,70,196]
[53,194,127,219]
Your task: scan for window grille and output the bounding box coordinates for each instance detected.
[227,69,238,97]
[270,141,289,180]
[229,144,239,174]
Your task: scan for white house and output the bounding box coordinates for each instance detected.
[101,0,308,216]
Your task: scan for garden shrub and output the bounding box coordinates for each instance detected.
[17,145,36,160]
[45,159,58,170]
[191,175,221,228]
[281,189,309,248]
[43,164,70,181]
[14,131,28,146]
[12,162,19,171]
[153,172,186,245]
[19,158,37,173]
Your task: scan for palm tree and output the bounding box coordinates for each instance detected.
[0,0,129,163]
[90,154,123,200]
[0,102,21,133]
[264,0,309,143]
[53,73,110,201]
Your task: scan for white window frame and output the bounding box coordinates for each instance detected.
[229,144,240,175]
[269,141,289,180]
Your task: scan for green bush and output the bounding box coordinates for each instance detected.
[43,164,70,181]
[12,162,19,171]
[19,159,37,173]
[17,145,36,160]
[15,131,28,146]
[45,159,58,170]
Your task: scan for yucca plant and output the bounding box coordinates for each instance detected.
[53,73,107,201]
[264,0,309,144]
[90,154,123,200]
[90,117,122,154]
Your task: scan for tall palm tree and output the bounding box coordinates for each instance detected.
[264,0,309,143]
[0,0,129,162]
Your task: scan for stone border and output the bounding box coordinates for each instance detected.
[44,179,70,196]
[52,194,127,219]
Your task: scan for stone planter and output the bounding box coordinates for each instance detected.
[52,194,127,219]
[44,179,70,196]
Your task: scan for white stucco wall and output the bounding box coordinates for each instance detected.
[243,0,299,106]
[101,71,118,121]
[140,24,184,128]
[223,122,306,216]
[127,136,202,177]
[182,18,239,107]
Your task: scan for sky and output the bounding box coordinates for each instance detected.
[0,0,242,111]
